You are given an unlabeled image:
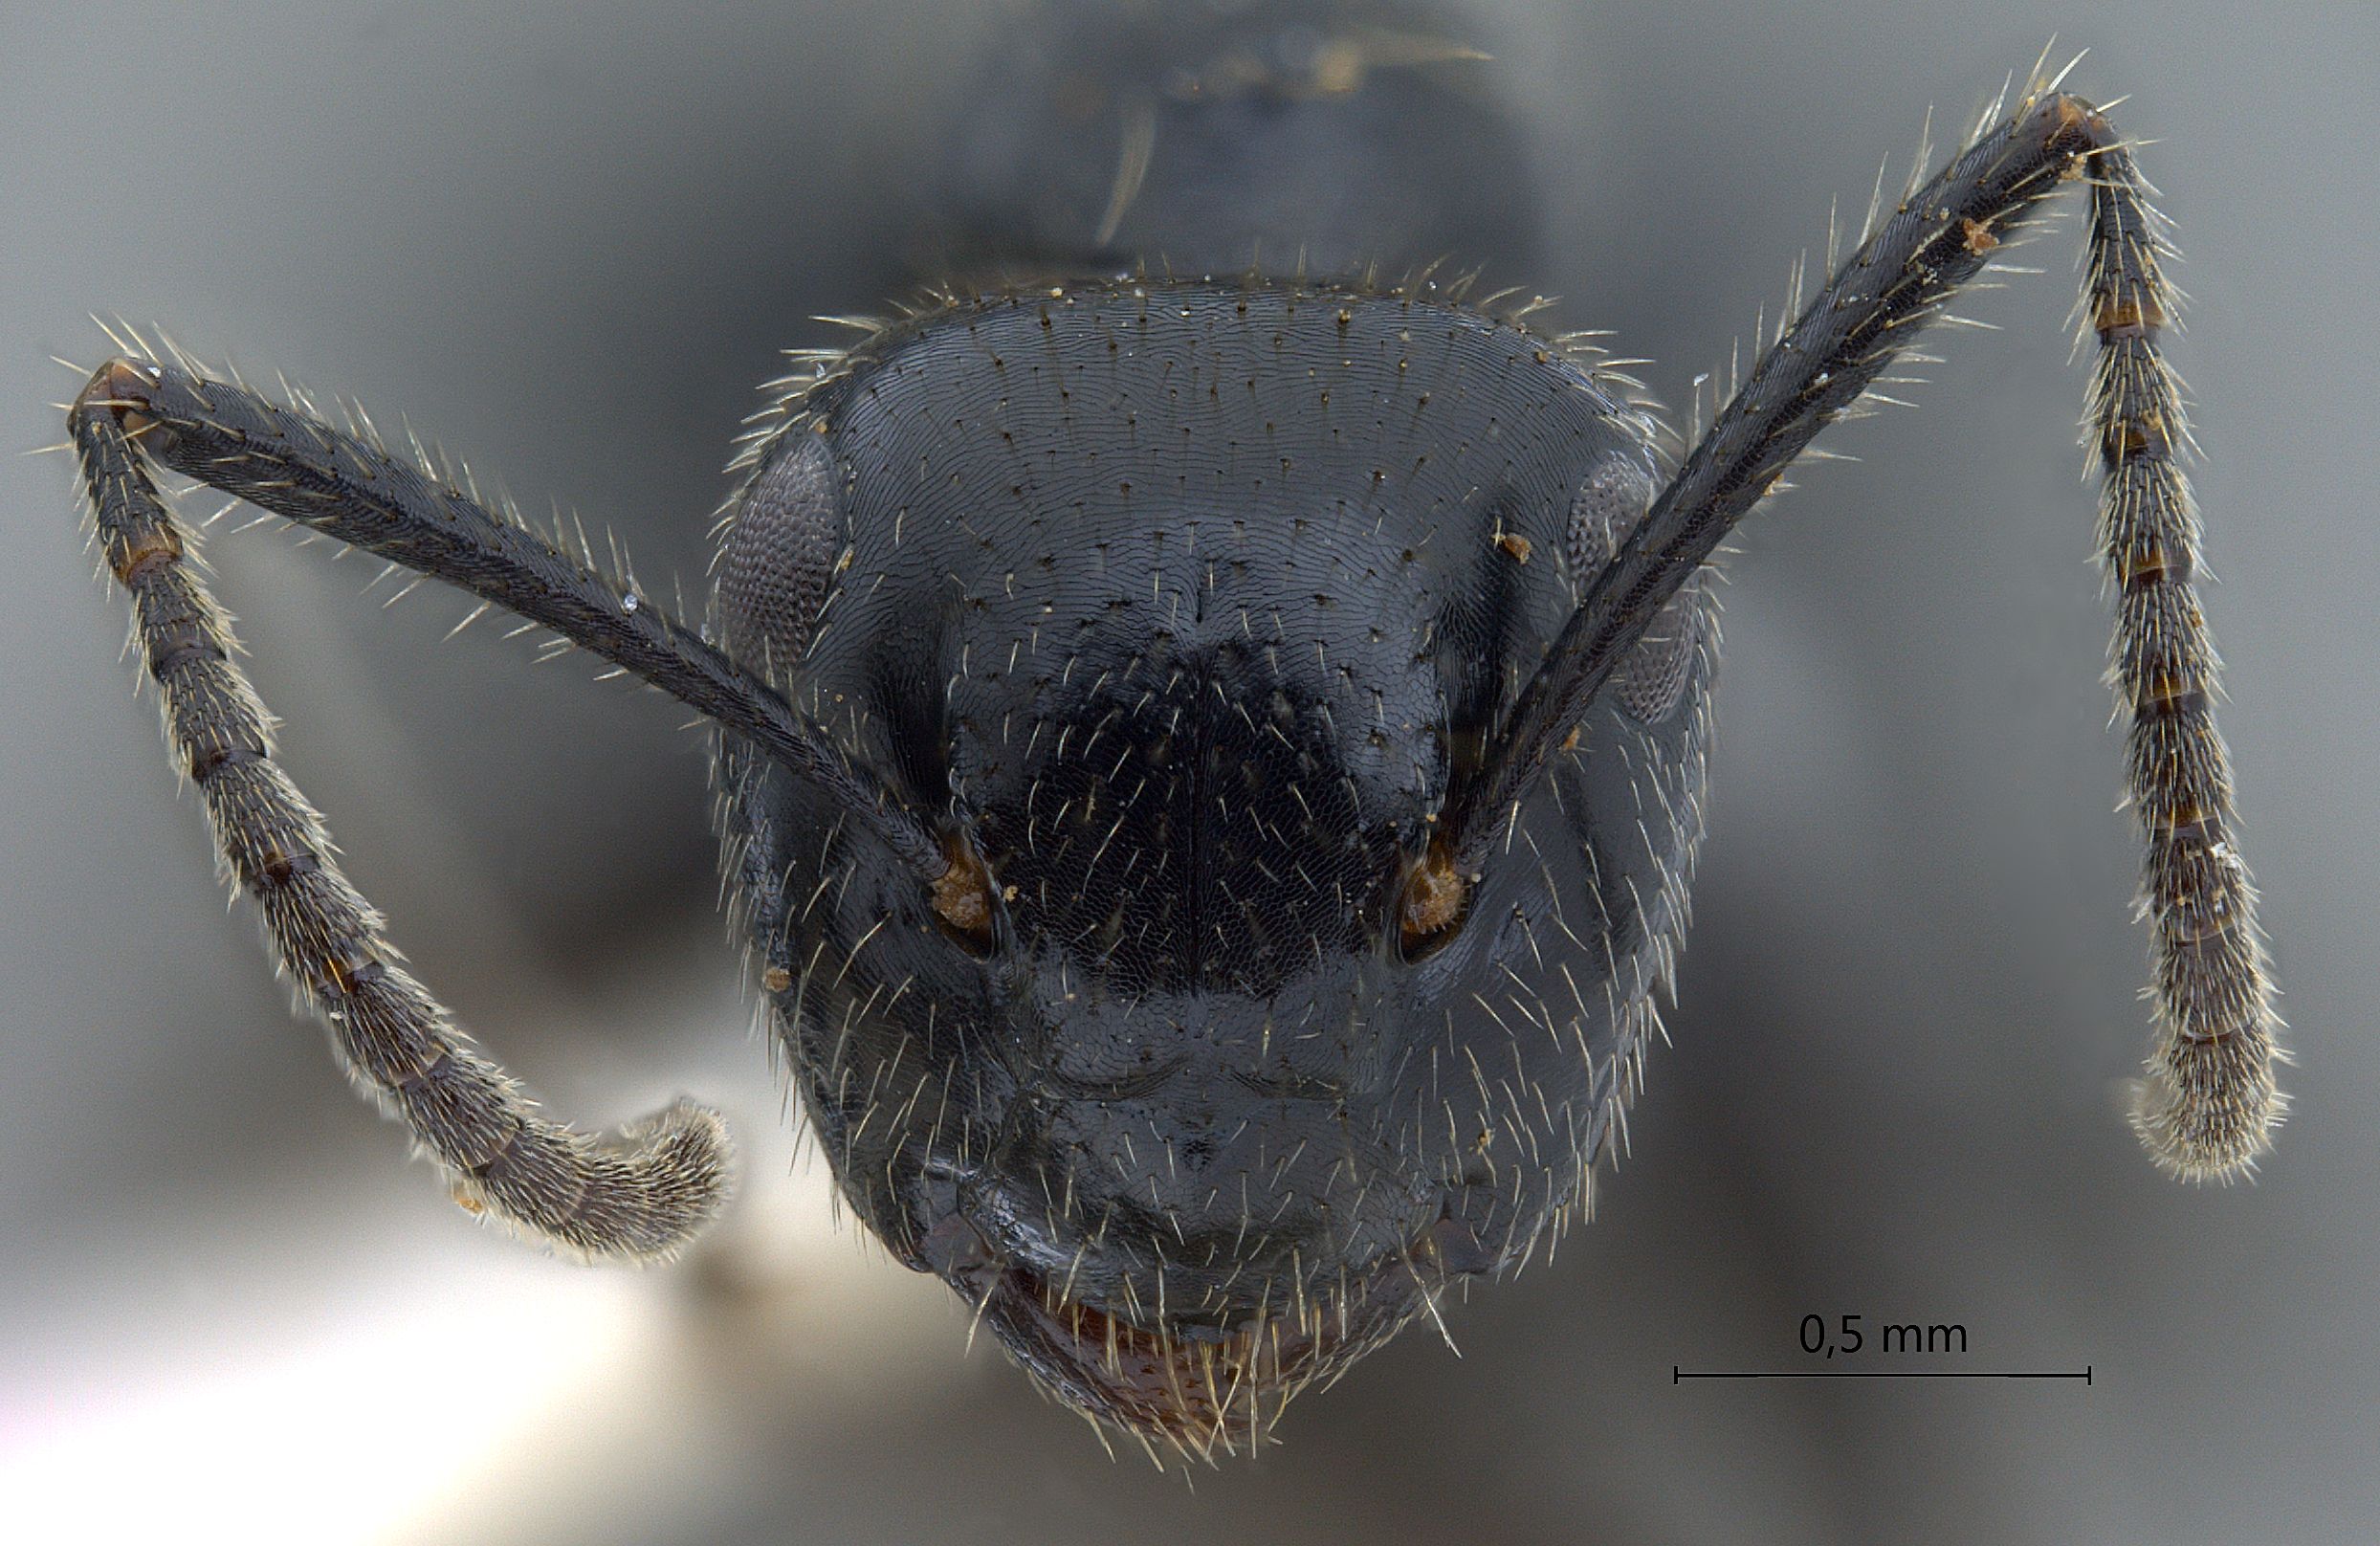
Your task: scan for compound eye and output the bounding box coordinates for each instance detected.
[1396,839,1468,961]
[717,436,841,674]
[931,834,1001,958]
[1566,450,1657,581]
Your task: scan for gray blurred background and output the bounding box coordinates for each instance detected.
[4,2,2373,1542]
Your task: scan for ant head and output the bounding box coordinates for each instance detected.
[716,276,1706,1448]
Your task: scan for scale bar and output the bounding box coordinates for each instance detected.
[1674,1366,2091,1383]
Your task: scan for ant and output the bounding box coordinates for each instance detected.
[64,1,2280,1458]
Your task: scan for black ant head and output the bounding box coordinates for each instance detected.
[716,275,1705,1451]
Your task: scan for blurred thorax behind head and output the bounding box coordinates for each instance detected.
[925,0,1543,283]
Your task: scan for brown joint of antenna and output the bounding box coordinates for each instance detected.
[1399,839,1468,958]
[932,833,999,954]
